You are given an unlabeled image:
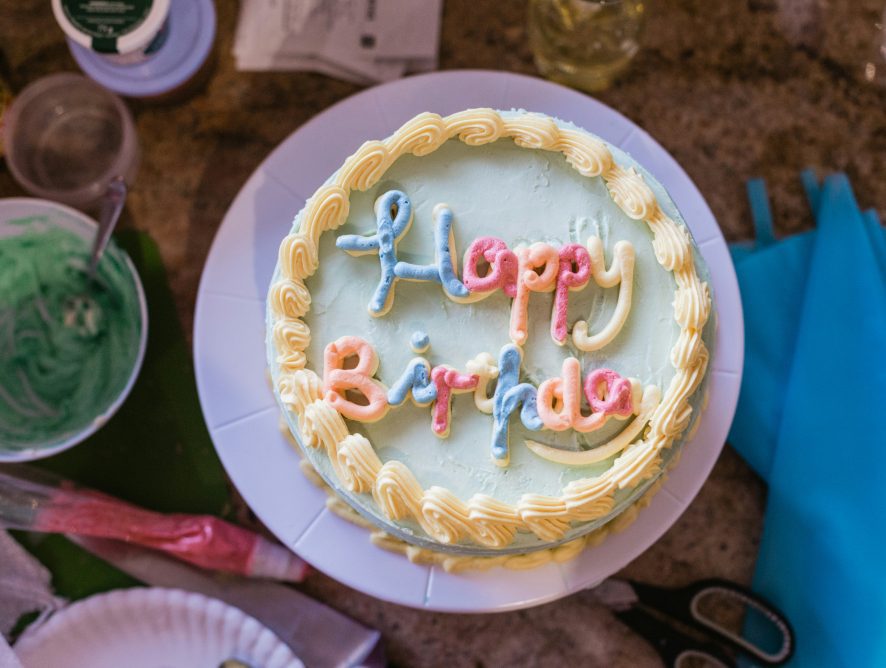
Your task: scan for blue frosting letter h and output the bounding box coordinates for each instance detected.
[335,190,413,315]
[336,190,469,315]
[491,344,543,466]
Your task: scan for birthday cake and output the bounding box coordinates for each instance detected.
[267,109,713,557]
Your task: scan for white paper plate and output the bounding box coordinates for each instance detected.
[14,588,302,668]
[193,70,743,612]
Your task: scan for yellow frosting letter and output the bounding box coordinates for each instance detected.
[572,237,635,351]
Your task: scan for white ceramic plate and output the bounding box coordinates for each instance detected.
[14,587,302,668]
[193,71,743,612]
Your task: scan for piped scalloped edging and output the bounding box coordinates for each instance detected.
[283,419,666,573]
[268,108,711,551]
[341,476,665,573]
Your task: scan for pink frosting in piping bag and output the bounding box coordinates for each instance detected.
[32,486,309,581]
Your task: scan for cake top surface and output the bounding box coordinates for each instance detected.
[267,109,712,553]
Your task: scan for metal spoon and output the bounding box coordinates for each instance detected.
[87,176,127,279]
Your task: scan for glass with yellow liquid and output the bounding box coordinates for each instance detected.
[528,0,645,92]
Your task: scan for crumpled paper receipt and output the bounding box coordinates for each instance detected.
[0,530,63,664]
[234,0,443,84]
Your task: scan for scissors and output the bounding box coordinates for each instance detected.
[592,577,794,667]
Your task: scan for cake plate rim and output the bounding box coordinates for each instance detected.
[193,69,744,613]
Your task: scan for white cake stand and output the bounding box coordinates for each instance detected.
[193,71,743,613]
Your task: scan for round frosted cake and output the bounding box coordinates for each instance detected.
[267,108,713,557]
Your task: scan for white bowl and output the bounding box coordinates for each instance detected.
[0,198,148,462]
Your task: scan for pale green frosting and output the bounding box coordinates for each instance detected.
[0,217,143,451]
[275,115,714,553]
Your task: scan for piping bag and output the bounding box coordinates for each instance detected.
[0,466,309,582]
[729,173,886,665]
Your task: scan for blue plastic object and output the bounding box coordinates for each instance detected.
[730,173,886,666]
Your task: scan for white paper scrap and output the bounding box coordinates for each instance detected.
[234,0,443,84]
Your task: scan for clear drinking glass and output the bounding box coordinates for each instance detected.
[528,0,645,93]
[2,73,139,210]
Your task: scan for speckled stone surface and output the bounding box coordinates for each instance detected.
[1,1,883,665]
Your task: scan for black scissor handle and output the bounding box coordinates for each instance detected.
[630,578,795,666]
[615,606,735,668]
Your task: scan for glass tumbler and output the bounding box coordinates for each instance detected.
[528,0,646,93]
[2,73,139,210]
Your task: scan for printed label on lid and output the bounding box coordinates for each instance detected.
[61,0,153,48]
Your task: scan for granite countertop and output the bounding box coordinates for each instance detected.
[1,1,884,665]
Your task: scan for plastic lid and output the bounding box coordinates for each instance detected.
[67,0,215,98]
[52,0,171,55]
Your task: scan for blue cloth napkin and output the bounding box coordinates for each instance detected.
[729,173,886,666]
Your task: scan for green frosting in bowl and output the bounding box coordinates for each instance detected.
[0,216,144,452]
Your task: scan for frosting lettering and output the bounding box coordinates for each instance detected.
[552,244,591,345]
[538,358,602,433]
[430,366,479,437]
[321,337,654,469]
[490,344,544,466]
[429,204,470,300]
[572,238,635,351]
[465,352,498,414]
[323,336,389,421]
[510,244,560,346]
[463,236,518,298]
[525,384,661,467]
[335,190,413,316]
[410,330,430,353]
[336,191,636,348]
[387,358,436,407]
[335,191,468,316]
[585,368,634,418]
[537,359,634,433]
